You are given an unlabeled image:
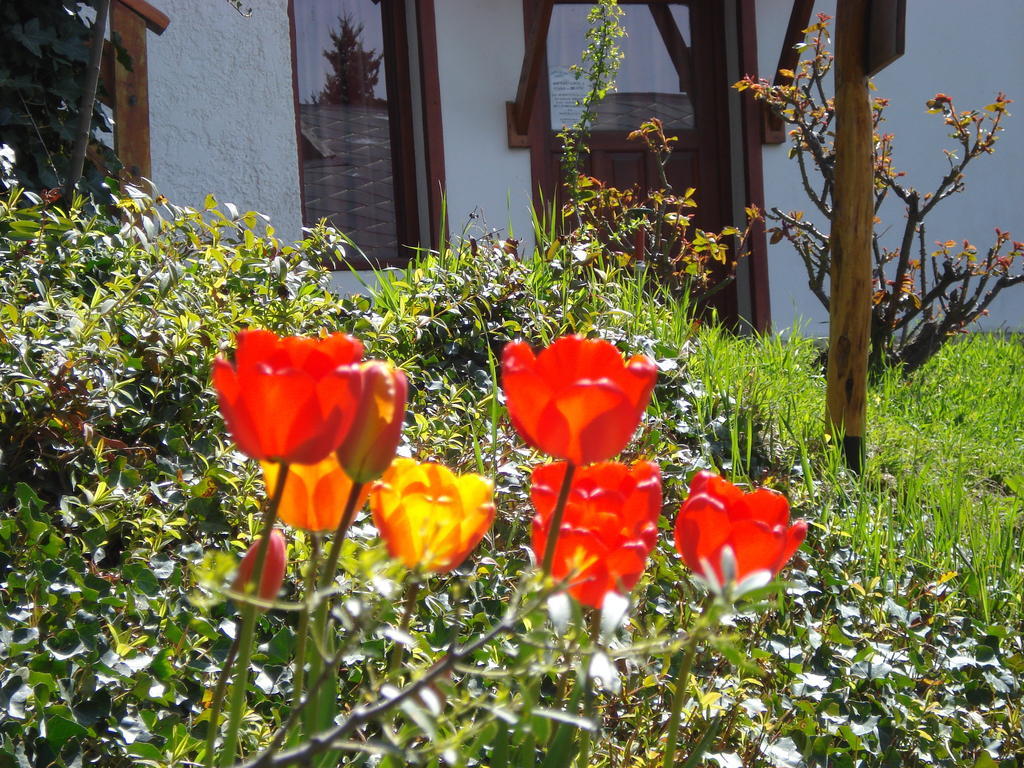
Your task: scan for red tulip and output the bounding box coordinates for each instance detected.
[673,471,806,592]
[233,529,288,606]
[531,461,661,609]
[502,336,657,465]
[213,330,364,465]
[336,362,408,483]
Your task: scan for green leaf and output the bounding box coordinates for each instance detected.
[122,564,159,597]
[45,714,89,747]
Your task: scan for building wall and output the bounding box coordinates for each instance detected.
[432,0,535,246]
[140,1,1023,331]
[147,0,303,239]
[147,0,536,251]
[756,0,1024,332]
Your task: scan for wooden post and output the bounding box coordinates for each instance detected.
[64,0,111,198]
[826,0,873,471]
[111,1,152,181]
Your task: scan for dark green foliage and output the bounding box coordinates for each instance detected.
[0,1,119,198]
[0,189,353,765]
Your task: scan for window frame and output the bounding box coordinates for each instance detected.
[288,0,444,269]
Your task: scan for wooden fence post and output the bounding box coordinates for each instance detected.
[826,0,873,471]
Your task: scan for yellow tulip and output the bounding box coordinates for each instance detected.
[370,459,495,573]
[261,456,369,532]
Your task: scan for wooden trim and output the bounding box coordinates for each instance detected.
[738,0,772,331]
[762,0,815,143]
[508,0,555,145]
[99,40,115,107]
[110,1,152,180]
[696,0,741,323]
[286,0,307,229]
[648,3,692,93]
[415,0,447,246]
[381,0,419,260]
[865,0,905,76]
[774,0,815,85]
[117,0,169,34]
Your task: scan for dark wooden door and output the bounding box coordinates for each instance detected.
[528,0,736,319]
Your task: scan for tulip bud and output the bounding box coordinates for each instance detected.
[232,529,287,608]
[336,362,408,484]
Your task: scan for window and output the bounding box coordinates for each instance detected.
[546,4,694,134]
[291,0,420,266]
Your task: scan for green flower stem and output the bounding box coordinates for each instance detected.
[573,609,603,768]
[304,481,364,739]
[661,598,714,768]
[387,576,421,679]
[523,463,575,767]
[218,461,291,766]
[203,633,239,768]
[319,481,365,587]
[287,533,320,747]
[541,462,577,575]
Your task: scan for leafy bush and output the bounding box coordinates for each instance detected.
[736,15,1023,371]
[0,187,355,765]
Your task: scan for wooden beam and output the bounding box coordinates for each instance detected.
[111,1,152,180]
[381,0,419,259]
[508,0,555,147]
[415,0,447,247]
[99,40,115,107]
[774,0,816,85]
[117,0,169,34]
[737,0,772,331]
[826,0,873,471]
[763,0,815,144]
[865,0,905,76]
[647,4,692,94]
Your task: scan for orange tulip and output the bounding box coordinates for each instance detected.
[531,461,662,608]
[674,471,807,593]
[261,457,370,533]
[336,362,408,483]
[370,459,495,573]
[213,330,363,465]
[502,335,657,465]
[233,529,288,607]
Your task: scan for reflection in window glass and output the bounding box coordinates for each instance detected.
[547,5,694,133]
[294,0,397,263]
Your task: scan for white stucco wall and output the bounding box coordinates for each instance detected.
[433,0,535,246]
[757,0,1024,332]
[146,0,303,239]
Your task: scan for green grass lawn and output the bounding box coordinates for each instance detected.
[684,328,1024,626]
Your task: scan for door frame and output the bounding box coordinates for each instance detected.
[522,0,751,325]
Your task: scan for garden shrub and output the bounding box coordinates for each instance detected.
[0,188,1020,767]
[0,188,358,764]
[736,15,1023,371]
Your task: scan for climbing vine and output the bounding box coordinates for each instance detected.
[0,1,119,201]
